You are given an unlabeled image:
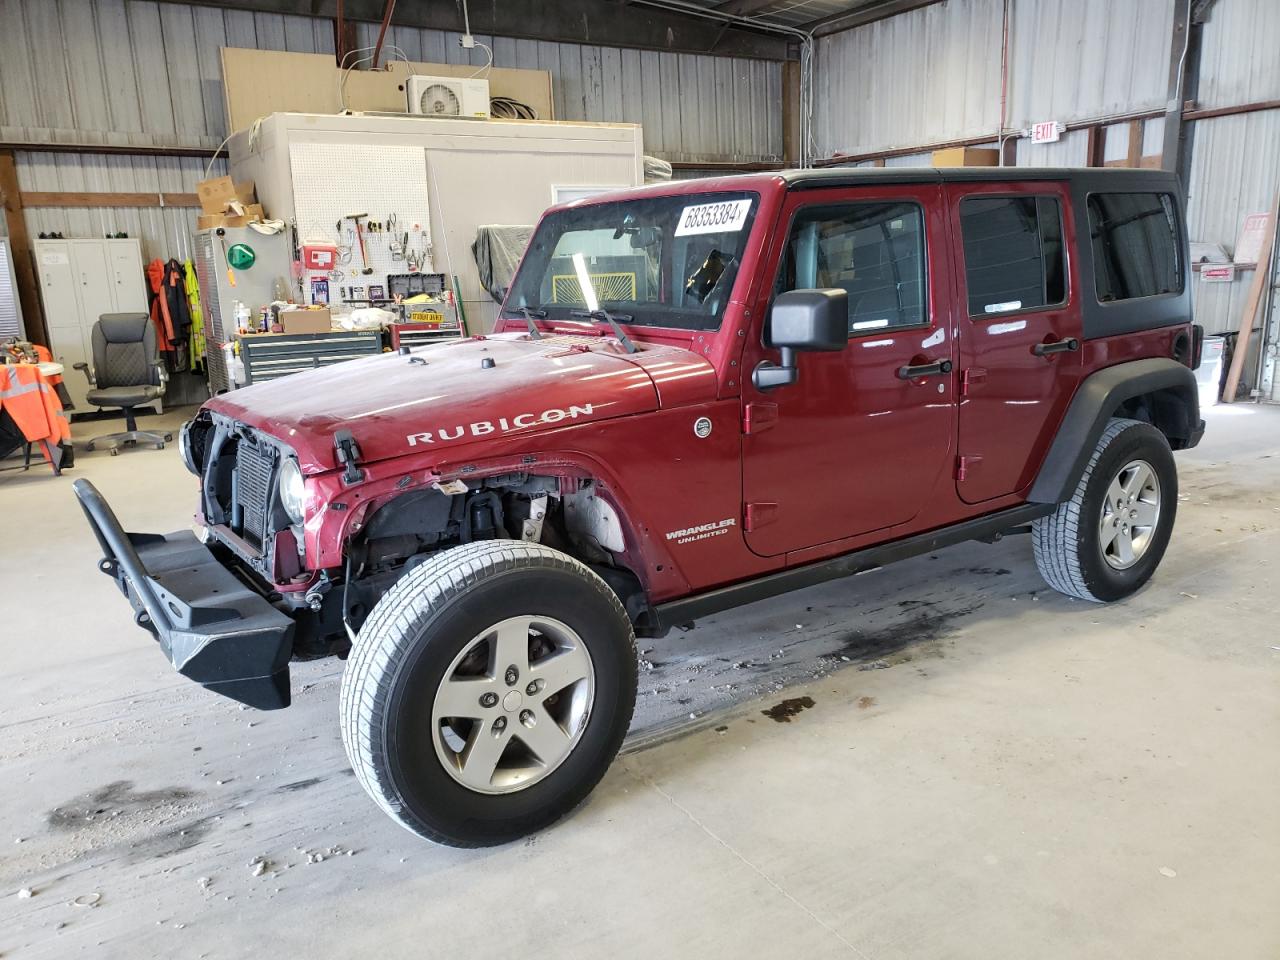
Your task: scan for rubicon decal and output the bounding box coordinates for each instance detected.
[665,517,736,545]
[407,403,597,446]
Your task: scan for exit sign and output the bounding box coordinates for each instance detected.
[1031,121,1062,144]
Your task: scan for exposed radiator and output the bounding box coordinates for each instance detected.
[233,439,275,549]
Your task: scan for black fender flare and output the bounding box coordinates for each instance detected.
[1029,358,1202,504]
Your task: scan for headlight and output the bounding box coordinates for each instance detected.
[278,457,306,524]
[179,420,200,476]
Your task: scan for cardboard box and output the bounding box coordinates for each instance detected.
[280,308,333,334]
[932,147,1000,167]
[196,176,258,214]
[196,203,265,230]
[197,176,235,214]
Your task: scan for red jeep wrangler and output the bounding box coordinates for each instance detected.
[77,167,1203,846]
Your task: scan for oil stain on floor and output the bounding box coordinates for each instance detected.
[761,696,816,722]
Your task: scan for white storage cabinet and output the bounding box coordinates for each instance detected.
[33,239,155,416]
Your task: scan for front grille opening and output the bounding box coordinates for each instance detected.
[232,439,277,550]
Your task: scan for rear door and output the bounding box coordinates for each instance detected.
[740,183,956,557]
[948,181,1084,503]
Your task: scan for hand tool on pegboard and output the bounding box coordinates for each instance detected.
[340,213,373,274]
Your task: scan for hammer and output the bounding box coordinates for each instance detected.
[342,213,373,274]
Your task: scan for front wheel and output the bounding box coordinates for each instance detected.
[1033,417,1178,602]
[340,540,637,847]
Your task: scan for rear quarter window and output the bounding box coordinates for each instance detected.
[1087,192,1183,303]
[960,195,1066,316]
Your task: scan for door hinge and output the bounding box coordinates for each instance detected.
[956,455,983,481]
[961,367,988,396]
[742,401,779,435]
[744,501,779,531]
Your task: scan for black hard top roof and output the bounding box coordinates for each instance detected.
[779,166,1180,190]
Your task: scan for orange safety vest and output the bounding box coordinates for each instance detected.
[0,364,71,450]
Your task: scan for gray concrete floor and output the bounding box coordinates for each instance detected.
[1,403,1278,959]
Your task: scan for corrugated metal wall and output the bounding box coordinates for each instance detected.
[0,0,783,263]
[814,0,1174,159]
[1004,0,1172,129]
[814,0,1278,337]
[814,0,1003,158]
[17,153,214,264]
[1185,0,1280,336]
[351,22,783,165]
[1195,0,1280,109]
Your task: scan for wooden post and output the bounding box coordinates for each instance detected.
[0,150,47,348]
[1086,125,1106,167]
[781,60,801,167]
[1127,119,1145,168]
[1221,193,1279,402]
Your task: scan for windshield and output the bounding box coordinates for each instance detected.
[503,191,759,331]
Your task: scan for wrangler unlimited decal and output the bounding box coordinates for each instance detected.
[406,403,597,446]
[665,518,736,545]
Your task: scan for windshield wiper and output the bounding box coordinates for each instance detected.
[571,308,638,354]
[517,306,547,340]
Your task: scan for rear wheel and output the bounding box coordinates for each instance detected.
[340,540,637,846]
[1033,417,1177,602]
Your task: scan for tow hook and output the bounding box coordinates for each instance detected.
[304,586,326,612]
[304,573,334,613]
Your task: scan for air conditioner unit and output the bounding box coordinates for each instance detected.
[406,76,491,119]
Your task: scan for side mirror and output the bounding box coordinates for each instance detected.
[753,288,849,390]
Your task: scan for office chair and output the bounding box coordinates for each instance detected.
[73,313,173,455]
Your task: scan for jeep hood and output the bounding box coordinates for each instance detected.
[205,334,701,473]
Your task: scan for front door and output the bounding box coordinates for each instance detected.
[946,182,1084,503]
[740,184,956,558]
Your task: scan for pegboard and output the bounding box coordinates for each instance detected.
[289,141,435,304]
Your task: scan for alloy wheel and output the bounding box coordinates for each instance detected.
[1098,458,1161,570]
[430,616,595,795]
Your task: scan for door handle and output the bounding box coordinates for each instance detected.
[1032,337,1080,356]
[897,358,953,380]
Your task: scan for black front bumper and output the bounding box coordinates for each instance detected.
[74,479,295,709]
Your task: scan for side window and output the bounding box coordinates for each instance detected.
[960,195,1065,316]
[1087,192,1183,302]
[775,202,926,333]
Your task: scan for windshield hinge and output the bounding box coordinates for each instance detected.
[333,429,365,486]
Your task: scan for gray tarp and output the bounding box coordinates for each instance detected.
[472,225,534,303]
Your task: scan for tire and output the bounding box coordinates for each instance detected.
[1033,417,1177,603]
[340,540,637,847]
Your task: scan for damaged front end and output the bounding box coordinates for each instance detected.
[74,479,294,709]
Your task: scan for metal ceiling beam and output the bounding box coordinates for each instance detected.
[714,0,782,16]
[803,0,947,37]
[166,0,794,59]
